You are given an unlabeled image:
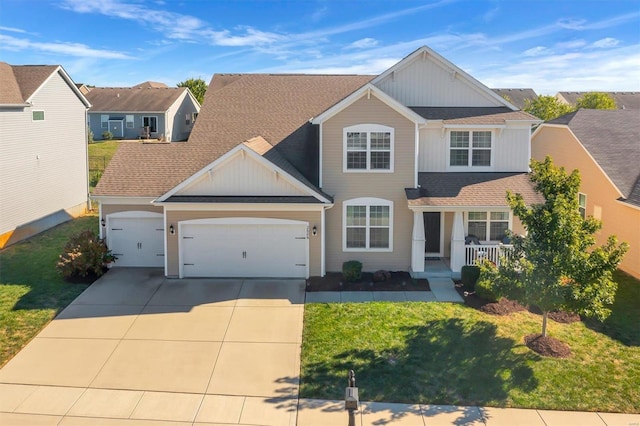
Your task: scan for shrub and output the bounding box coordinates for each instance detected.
[461,265,481,291]
[342,260,362,282]
[101,131,113,140]
[87,127,94,144]
[475,278,499,302]
[89,171,103,187]
[56,230,109,278]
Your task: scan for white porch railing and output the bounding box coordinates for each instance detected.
[465,244,514,267]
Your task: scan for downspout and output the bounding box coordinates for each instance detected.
[84,106,91,212]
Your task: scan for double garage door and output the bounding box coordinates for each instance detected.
[180,218,309,278]
[106,212,164,267]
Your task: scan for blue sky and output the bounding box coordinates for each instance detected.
[1,0,639,94]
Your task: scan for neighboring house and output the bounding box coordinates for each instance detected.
[85,82,200,142]
[556,91,640,110]
[492,88,538,109]
[532,109,640,279]
[0,62,91,248]
[93,46,542,279]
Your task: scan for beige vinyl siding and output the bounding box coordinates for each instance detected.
[165,210,322,277]
[532,126,640,279]
[374,56,503,107]
[0,70,88,244]
[322,95,415,272]
[419,126,531,172]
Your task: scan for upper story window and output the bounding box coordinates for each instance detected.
[343,198,393,251]
[344,124,394,172]
[578,193,587,219]
[101,115,109,128]
[143,116,158,133]
[126,115,134,128]
[449,130,492,167]
[467,211,510,242]
[32,111,45,121]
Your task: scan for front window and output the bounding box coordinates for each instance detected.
[101,115,108,128]
[32,111,44,121]
[467,211,509,242]
[126,115,134,128]
[344,124,394,172]
[578,193,587,219]
[143,116,158,133]
[344,198,393,251]
[450,130,492,167]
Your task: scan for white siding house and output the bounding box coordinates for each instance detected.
[0,62,91,248]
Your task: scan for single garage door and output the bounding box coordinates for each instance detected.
[106,211,164,267]
[180,218,308,278]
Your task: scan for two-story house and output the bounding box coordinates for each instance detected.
[92,46,541,278]
[0,62,91,248]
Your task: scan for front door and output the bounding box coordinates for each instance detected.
[108,120,124,138]
[424,212,441,256]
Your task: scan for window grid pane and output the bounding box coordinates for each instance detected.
[370,152,390,169]
[490,222,508,240]
[369,206,389,226]
[490,212,509,221]
[346,206,366,226]
[468,212,487,221]
[472,149,491,166]
[450,149,468,166]
[369,228,389,248]
[472,131,492,148]
[347,132,367,150]
[370,132,391,150]
[346,228,366,248]
[450,131,469,148]
[347,152,367,169]
[468,222,487,240]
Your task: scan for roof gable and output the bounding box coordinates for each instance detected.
[86,87,187,112]
[0,62,26,105]
[373,46,518,109]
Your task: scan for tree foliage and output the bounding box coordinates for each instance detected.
[524,95,574,121]
[575,92,617,110]
[481,157,628,337]
[177,77,208,105]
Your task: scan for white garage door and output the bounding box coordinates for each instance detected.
[180,218,308,278]
[107,211,164,267]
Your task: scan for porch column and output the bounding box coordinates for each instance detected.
[450,211,465,274]
[411,211,425,272]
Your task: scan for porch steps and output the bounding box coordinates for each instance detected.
[428,277,464,303]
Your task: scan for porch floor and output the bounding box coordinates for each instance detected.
[410,258,464,303]
[411,257,452,279]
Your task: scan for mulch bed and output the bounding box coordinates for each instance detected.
[64,268,108,285]
[481,299,527,315]
[306,271,430,292]
[524,333,572,358]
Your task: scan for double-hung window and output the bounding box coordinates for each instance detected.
[344,124,394,172]
[467,211,510,242]
[126,115,134,128]
[101,115,109,129]
[449,130,492,167]
[578,193,587,219]
[344,198,393,251]
[143,116,158,133]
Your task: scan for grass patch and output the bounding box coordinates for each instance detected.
[88,141,120,192]
[301,289,640,412]
[0,215,98,367]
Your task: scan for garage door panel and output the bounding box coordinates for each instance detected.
[181,222,307,278]
[108,216,164,267]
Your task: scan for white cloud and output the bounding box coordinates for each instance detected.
[554,39,587,50]
[523,46,549,57]
[591,37,619,48]
[0,26,27,33]
[346,38,379,49]
[0,34,133,59]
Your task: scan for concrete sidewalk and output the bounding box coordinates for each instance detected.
[296,399,640,426]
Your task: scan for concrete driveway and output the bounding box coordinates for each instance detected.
[0,268,304,425]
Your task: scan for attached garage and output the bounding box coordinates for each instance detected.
[106,211,165,267]
[179,218,309,278]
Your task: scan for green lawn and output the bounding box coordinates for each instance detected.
[88,140,120,160]
[301,275,640,413]
[0,215,98,367]
[88,141,120,191]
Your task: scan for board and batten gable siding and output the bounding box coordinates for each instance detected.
[374,56,504,107]
[175,152,309,197]
[321,95,416,272]
[0,70,88,242]
[89,112,167,140]
[418,125,531,172]
[165,210,322,277]
[167,91,199,142]
[532,126,640,279]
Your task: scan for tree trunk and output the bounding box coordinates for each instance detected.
[541,311,548,337]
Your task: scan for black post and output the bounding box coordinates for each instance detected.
[347,370,356,426]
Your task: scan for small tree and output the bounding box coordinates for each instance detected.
[177,77,207,105]
[575,92,617,110]
[485,157,628,337]
[524,95,574,121]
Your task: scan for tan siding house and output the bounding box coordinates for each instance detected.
[0,63,90,248]
[532,110,640,279]
[92,46,541,279]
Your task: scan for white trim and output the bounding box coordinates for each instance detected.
[578,192,587,219]
[342,197,394,252]
[321,206,327,277]
[98,202,104,239]
[159,202,329,212]
[446,129,494,170]
[343,124,395,173]
[464,210,512,243]
[617,199,640,211]
[414,122,419,188]
[423,211,445,257]
[156,144,331,203]
[105,211,164,262]
[371,46,518,111]
[311,83,427,125]
[163,206,168,276]
[91,196,157,205]
[319,123,323,187]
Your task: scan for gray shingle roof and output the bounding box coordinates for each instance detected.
[86,87,187,112]
[94,74,374,197]
[547,109,640,206]
[557,92,640,110]
[409,107,539,124]
[492,88,538,109]
[407,173,544,207]
[0,63,59,103]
